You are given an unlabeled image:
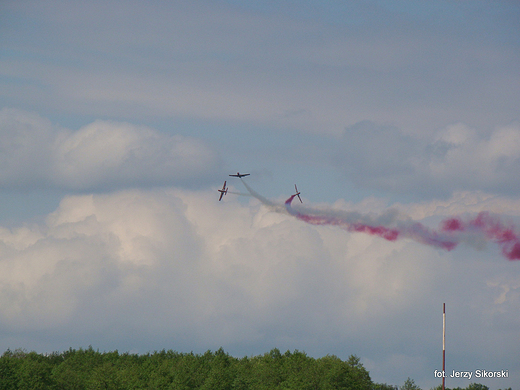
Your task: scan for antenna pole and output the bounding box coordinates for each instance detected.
[442,303,446,390]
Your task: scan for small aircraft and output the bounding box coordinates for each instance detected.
[229,172,250,178]
[218,181,228,201]
[293,184,303,203]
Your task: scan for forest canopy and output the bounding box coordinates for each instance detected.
[0,347,371,390]
[0,347,498,390]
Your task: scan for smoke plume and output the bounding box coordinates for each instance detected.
[235,179,520,261]
[285,195,520,261]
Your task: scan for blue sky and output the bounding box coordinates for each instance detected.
[1,1,519,388]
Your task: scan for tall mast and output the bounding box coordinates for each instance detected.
[442,303,446,390]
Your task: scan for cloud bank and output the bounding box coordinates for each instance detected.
[0,188,518,388]
[0,108,221,191]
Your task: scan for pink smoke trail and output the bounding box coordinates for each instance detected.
[441,212,520,260]
[285,195,520,261]
[285,195,401,242]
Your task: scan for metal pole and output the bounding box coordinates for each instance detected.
[442,303,445,390]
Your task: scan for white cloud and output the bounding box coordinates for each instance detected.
[333,121,520,198]
[427,122,520,193]
[0,108,221,190]
[0,187,518,388]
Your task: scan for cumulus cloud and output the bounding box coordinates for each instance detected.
[0,188,518,388]
[427,122,520,193]
[0,108,221,191]
[333,121,520,198]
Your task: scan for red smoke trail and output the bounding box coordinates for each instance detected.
[285,195,520,261]
[441,212,520,260]
[285,195,400,242]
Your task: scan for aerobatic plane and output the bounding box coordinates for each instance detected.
[293,184,303,203]
[229,172,250,178]
[218,181,228,201]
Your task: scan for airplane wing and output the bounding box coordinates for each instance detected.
[295,184,303,203]
[218,181,227,201]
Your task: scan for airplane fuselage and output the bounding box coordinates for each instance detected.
[218,180,228,201]
[229,172,250,178]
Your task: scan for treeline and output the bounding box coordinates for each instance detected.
[429,386,511,390]
[375,379,507,390]
[0,347,373,390]
[0,347,505,390]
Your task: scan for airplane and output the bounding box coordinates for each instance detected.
[229,172,250,178]
[293,184,303,203]
[218,181,228,201]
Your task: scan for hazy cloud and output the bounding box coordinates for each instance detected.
[0,108,221,191]
[1,1,518,134]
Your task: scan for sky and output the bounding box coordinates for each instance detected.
[1,0,519,388]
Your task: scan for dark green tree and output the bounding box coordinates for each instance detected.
[17,351,55,390]
[281,350,319,390]
[400,377,421,390]
[0,349,25,390]
[200,348,235,390]
[52,347,102,389]
[429,384,490,390]
[87,361,123,390]
[317,354,372,390]
[466,385,489,390]
[373,383,398,390]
